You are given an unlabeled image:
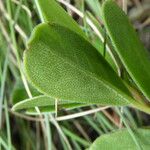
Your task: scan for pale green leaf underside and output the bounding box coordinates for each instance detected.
[12,95,85,114]
[37,0,118,75]
[36,0,85,38]
[89,128,150,150]
[102,0,150,101]
[24,23,133,106]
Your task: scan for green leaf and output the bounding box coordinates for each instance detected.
[102,0,150,101]
[89,128,150,150]
[24,23,133,106]
[12,80,40,104]
[86,11,119,73]
[12,95,85,114]
[36,0,85,37]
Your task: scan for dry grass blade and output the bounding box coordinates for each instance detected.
[56,106,110,121]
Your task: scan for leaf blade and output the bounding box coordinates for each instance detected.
[36,0,85,37]
[24,23,131,106]
[89,128,150,150]
[102,0,150,101]
[12,95,85,113]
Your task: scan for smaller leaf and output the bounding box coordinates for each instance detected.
[89,128,150,150]
[102,0,150,101]
[12,95,85,114]
[36,0,85,37]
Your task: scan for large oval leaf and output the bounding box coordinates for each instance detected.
[89,128,150,150]
[24,23,133,106]
[102,0,150,101]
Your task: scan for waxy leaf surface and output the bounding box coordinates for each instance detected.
[89,128,150,150]
[102,0,150,101]
[24,23,133,106]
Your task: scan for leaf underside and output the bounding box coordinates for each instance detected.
[89,128,150,150]
[24,23,133,106]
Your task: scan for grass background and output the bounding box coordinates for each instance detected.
[0,0,150,149]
